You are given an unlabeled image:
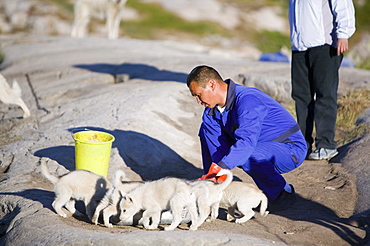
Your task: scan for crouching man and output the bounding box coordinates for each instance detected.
[187,65,307,212]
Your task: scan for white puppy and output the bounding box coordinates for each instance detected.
[220,181,269,223]
[40,158,110,220]
[188,169,233,227]
[71,0,127,39]
[0,73,30,118]
[119,177,198,231]
[92,169,144,227]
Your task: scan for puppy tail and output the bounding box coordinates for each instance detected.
[40,158,59,184]
[113,169,127,186]
[216,169,233,190]
[259,193,269,217]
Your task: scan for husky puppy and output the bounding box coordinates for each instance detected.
[188,169,233,227]
[220,181,269,223]
[0,73,30,118]
[40,158,110,220]
[92,169,144,227]
[119,177,198,231]
[71,0,127,39]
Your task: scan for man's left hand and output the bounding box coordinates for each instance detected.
[337,38,349,55]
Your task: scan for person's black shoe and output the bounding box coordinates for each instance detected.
[268,184,297,212]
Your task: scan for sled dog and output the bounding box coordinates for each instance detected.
[40,158,110,220]
[220,181,269,223]
[0,73,30,118]
[119,177,198,231]
[92,169,144,227]
[71,0,127,39]
[188,169,233,227]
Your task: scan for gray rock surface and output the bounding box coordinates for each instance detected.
[1,35,370,245]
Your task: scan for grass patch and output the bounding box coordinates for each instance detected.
[43,0,74,13]
[252,30,290,53]
[124,0,227,40]
[336,88,370,145]
[0,48,3,65]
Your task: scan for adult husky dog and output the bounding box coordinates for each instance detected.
[40,158,110,220]
[220,181,269,223]
[119,177,198,231]
[0,73,30,118]
[71,0,127,39]
[92,169,144,227]
[188,169,233,227]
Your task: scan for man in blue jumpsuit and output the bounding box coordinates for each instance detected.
[187,65,307,211]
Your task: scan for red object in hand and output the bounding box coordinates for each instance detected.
[198,163,227,182]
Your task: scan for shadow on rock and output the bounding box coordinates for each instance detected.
[66,127,202,180]
[0,188,54,211]
[272,194,370,245]
[34,146,75,171]
[0,188,55,236]
[73,63,188,83]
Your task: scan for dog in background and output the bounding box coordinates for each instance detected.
[92,169,144,227]
[71,0,127,39]
[188,169,233,227]
[40,158,111,220]
[119,177,199,231]
[220,181,269,223]
[0,73,30,118]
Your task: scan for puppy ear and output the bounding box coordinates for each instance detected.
[128,196,133,203]
[123,195,133,203]
[118,190,125,198]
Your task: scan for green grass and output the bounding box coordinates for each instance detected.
[123,0,227,40]
[336,88,370,145]
[0,45,3,62]
[43,0,74,13]
[252,30,290,53]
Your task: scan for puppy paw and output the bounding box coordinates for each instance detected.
[164,226,175,231]
[92,217,98,225]
[58,213,68,218]
[146,225,157,230]
[235,218,247,224]
[189,225,198,231]
[226,214,235,222]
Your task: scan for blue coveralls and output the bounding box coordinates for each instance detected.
[199,79,307,201]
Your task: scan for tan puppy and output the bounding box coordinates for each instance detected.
[0,73,30,118]
[119,177,198,231]
[71,0,127,39]
[188,169,233,227]
[220,181,269,223]
[92,169,144,227]
[40,158,110,220]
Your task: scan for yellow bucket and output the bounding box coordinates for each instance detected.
[73,130,115,177]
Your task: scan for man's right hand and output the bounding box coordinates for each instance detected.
[198,163,227,182]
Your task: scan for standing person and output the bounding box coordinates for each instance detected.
[187,65,307,211]
[289,0,356,160]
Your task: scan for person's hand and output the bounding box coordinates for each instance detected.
[337,38,349,55]
[198,163,227,182]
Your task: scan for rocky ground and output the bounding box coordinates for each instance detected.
[0,35,370,245]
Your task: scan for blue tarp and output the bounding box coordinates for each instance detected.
[259,52,290,63]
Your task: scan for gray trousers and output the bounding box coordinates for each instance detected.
[291,44,343,151]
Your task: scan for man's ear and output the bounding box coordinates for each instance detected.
[208,79,216,90]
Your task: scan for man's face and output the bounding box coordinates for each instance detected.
[188,80,216,108]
